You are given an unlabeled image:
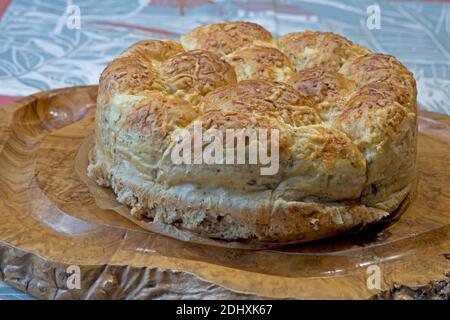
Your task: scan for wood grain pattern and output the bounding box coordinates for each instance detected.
[0,86,448,299]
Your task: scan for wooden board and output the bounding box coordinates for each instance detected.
[0,86,448,300]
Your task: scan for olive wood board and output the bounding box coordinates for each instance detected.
[0,86,448,300]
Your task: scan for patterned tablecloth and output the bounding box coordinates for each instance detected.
[0,0,449,300]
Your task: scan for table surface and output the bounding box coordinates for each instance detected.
[0,0,449,300]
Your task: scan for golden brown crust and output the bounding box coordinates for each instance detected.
[202,80,319,128]
[287,68,356,121]
[288,68,355,105]
[277,31,371,71]
[97,40,184,106]
[180,21,273,55]
[339,53,417,108]
[162,50,237,98]
[125,93,199,145]
[278,125,366,202]
[203,79,315,111]
[89,22,418,244]
[98,56,164,106]
[355,81,416,111]
[335,88,416,187]
[226,45,294,81]
[124,39,185,62]
[340,53,414,83]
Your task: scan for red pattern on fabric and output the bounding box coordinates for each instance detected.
[92,21,180,36]
[0,95,21,107]
[0,0,12,18]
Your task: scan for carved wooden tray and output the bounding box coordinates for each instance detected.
[0,86,448,300]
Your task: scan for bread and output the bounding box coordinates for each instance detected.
[88,21,417,243]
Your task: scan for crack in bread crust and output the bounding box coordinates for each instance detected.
[88,22,418,243]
